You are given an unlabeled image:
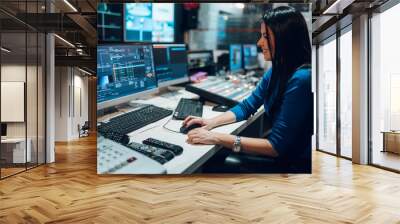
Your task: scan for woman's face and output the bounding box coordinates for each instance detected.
[257,22,275,61]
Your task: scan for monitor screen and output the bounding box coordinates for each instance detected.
[97,3,123,42]
[97,44,157,106]
[153,44,188,86]
[230,44,243,73]
[243,44,259,69]
[124,3,175,42]
[188,51,214,70]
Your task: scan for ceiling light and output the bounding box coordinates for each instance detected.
[235,3,245,9]
[78,67,92,76]
[54,34,75,48]
[63,0,78,12]
[322,0,350,15]
[1,47,11,53]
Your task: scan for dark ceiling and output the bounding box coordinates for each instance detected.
[0,0,393,74]
[0,0,97,73]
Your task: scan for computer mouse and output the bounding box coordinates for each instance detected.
[180,123,202,134]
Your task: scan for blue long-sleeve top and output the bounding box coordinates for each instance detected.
[230,68,313,164]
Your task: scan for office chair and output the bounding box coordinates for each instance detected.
[78,121,90,138]
[202,148,311,173]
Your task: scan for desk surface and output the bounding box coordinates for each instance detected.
[1,138,28,143]
[381,131,400,134]
[98,89,263,174]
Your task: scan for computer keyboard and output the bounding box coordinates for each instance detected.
[173,98,203,120]
[98,105,173,135]
[97,136,166,174]
[97,128,130,145]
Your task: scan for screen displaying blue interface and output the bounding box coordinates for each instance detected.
[153,44,188,84]
[97,3,123,42]
[243,44,259,69]
[230,44,243,73]
[97,44,157,103]
[124,3,175,42]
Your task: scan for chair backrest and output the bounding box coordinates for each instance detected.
[82,121,90,129]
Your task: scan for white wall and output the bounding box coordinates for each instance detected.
[1,65,26,139]
[54,67,89,141]
[55,66,69,141]
[1,63,46,164]
[1,65,39,137]
[71,73,89,138]
[312,45,316,150]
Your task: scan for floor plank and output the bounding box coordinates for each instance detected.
[0,135,400,223]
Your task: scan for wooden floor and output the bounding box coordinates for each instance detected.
[1,167,26,178]
[1,135,400,223]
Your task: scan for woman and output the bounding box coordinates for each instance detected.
[183,6,313,173]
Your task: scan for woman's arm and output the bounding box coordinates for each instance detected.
[184,111,236,130]
[229,70,271,122]
[210,111,237,127]
[187,129,278,157]
[183,69,272,129]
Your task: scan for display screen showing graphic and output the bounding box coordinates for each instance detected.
[97,3,123,42]
[230,44,243,73]
[97,44,157,103]
[153,44,188,83]
[243,44,259,69]
[124,3,175,42]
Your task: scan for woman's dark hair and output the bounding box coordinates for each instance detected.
[262,6,311,113]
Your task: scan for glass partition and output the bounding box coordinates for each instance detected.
[317,36,337,154]
[1,32,28,177]
[339,28,352,158]
[27,30,37,169]
[0,0,46,179]
[370,3,400,171]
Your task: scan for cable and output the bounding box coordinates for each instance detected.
[162,117,181,134]
[138,125,159,134]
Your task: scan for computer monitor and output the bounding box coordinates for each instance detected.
[188,50,214,70]
[97,44,158,110]
[153,44,189,87]
[97,3,123,42]
[243,44,259,70]
[1,123,7,137]
[124,3,175,42]
[229,44,243,73]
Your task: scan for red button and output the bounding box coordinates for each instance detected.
[127,157,136,163]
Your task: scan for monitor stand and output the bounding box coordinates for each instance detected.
[158,86,184,95]
[97,106,119,118]
[127,102,148,109]
[97,102,148,118]
[157,86,186,100]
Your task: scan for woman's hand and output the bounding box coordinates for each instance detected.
[182,116,215,130]
[186,128,220,145]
